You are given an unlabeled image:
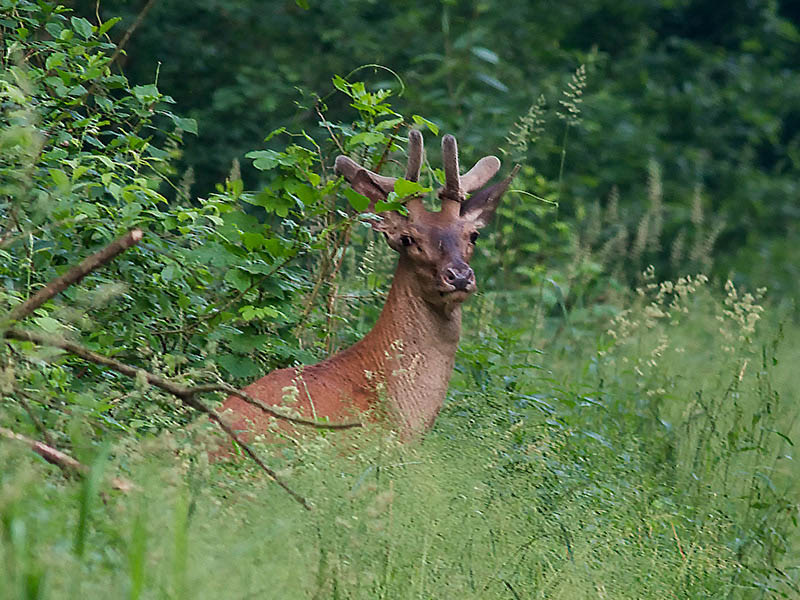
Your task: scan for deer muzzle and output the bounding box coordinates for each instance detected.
[443,265,475,292]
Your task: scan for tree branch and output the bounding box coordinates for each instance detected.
[109,0,158,66]
[3,229,144,324]
[0,426,135,492]
[190,384,362,430]
[4,328,358,510]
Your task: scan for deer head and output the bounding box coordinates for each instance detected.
[335,131,518,313]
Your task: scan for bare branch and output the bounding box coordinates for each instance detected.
[109,0,158,66]
[3,229,144,324]
[190,384,362,430]
[0,426,135,492]
[4,329,358,429]
[183,396,312,511]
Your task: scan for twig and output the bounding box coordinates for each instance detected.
[109,0,158,65]
[3,330,360,431]
[371,121,404,173]
[13,389,55,447]
[315,102,345,155]
[0,426,135,492]
[3,229,144,324]
[190,383,361,430]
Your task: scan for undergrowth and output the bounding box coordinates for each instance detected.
[2,277,797,599]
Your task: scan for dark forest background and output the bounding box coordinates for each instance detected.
[74,0,800,297]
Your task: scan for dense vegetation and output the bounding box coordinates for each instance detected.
[1,1,798,598]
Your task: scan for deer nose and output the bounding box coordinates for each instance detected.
[444,266,474,291]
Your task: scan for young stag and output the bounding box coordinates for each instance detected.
[219,131,517,439]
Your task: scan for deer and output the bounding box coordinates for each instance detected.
[217,130,518,443]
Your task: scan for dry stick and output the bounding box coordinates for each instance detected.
[3,329,360,431]
[0,426,135,492]
[3,229,144,324]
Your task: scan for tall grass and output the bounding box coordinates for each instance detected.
[2,274,797,598]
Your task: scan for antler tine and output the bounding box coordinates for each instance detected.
[460,156,501,193]
[405,129,423,182]
[334,156,396,194]
[441,134,462,201]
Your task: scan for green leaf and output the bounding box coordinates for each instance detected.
[71,17,93,40]
[170,114,198,134]
[33,316,61,333]
[412,115,439,135]
[45,52,66,70]
[295,0,310,9]
[161,265,179,282]
[375,117,404,131]
[264,127,287,142]
[332,75,349,94]
[49,168,70,189]
[471,46,499,64]
[264,237,288,258]
[224,269,251,292]
[242,232,266,251]
[246,149,281,171]
[132,84,160,104]
[45,22,62,38]
[217,355,261,379]
[344,188,370,212]
[475,72,508,93]
[96,17,121,37]
[347,131,385,149]
[375,200,405,213]
[393,178,431,198]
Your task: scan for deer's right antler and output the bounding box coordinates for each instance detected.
[439,135,501,210]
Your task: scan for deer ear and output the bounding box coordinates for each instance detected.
[459,166,519,228]
[372,211,409,252]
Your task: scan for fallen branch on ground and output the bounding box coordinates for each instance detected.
[0,426,136,492]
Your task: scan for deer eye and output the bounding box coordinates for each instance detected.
[469,231,480,244]
[400,234,415,247]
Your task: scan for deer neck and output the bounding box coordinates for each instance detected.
[347,256,462,434]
